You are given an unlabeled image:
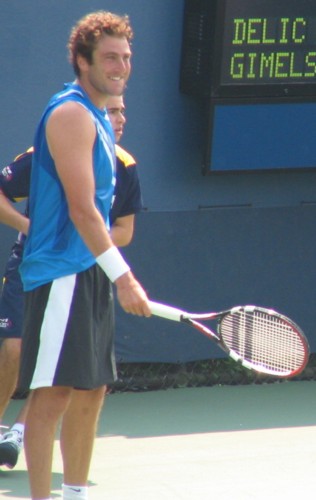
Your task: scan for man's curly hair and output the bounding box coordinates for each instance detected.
[68,11,133,76]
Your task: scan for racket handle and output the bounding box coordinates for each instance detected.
[149,301,185,322]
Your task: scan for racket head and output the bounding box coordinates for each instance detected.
[218,305,310,378]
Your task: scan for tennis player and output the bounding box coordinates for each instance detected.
[0,93,142,470]
[2,11,150,500]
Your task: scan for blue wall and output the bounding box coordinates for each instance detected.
[0,0,315,361]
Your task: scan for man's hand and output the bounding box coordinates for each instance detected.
[115,271,151,317]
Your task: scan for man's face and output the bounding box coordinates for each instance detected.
[79,34,132,99]
[107,95,126,143]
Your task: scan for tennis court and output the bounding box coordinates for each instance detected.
[1,380,316,499]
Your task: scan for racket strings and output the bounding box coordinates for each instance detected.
[220,310,306,374]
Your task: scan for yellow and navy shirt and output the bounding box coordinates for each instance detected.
[0,148,33,213]
[0,145,143,225]
[110,144,143,225]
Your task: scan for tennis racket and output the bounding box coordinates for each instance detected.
[149,301,309,378]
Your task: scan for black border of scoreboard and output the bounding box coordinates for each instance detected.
[180,0,316,99]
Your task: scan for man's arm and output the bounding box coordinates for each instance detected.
[47,102,113,255]
[0,189,29,234]
[110,214,135,247]
[46,101,150,316]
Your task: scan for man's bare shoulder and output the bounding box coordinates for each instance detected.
[48,99,90,124]
[47,100,95,147]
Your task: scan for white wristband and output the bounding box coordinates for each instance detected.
[96,247,130,283]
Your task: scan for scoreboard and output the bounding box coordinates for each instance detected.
[180,0,316,98]
[226,17,316,83]
[180,0,316,172]
[221,0,316,96]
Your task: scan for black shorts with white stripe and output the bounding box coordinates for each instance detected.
[19,265,116,391]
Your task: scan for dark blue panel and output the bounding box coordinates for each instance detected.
[210,102,316,171]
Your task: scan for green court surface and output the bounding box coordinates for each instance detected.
[1,381,316,499]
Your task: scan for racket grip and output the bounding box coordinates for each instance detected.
[149,301,184,322]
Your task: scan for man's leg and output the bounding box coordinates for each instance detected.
[24,386,72,499]
[0,338,21,421]
[0,337,27,468]
[60,386,106,487]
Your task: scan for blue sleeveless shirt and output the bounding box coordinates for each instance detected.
[20,83,116,291]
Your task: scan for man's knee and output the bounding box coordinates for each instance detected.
[0,338,22,364]
[30,386,73,419]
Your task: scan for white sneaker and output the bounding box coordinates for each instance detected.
[0,429,23,469]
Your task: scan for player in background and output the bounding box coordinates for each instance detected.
[0,94,143,469]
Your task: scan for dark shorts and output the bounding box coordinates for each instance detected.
[0,242,23,339]
[18,265,117,391]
